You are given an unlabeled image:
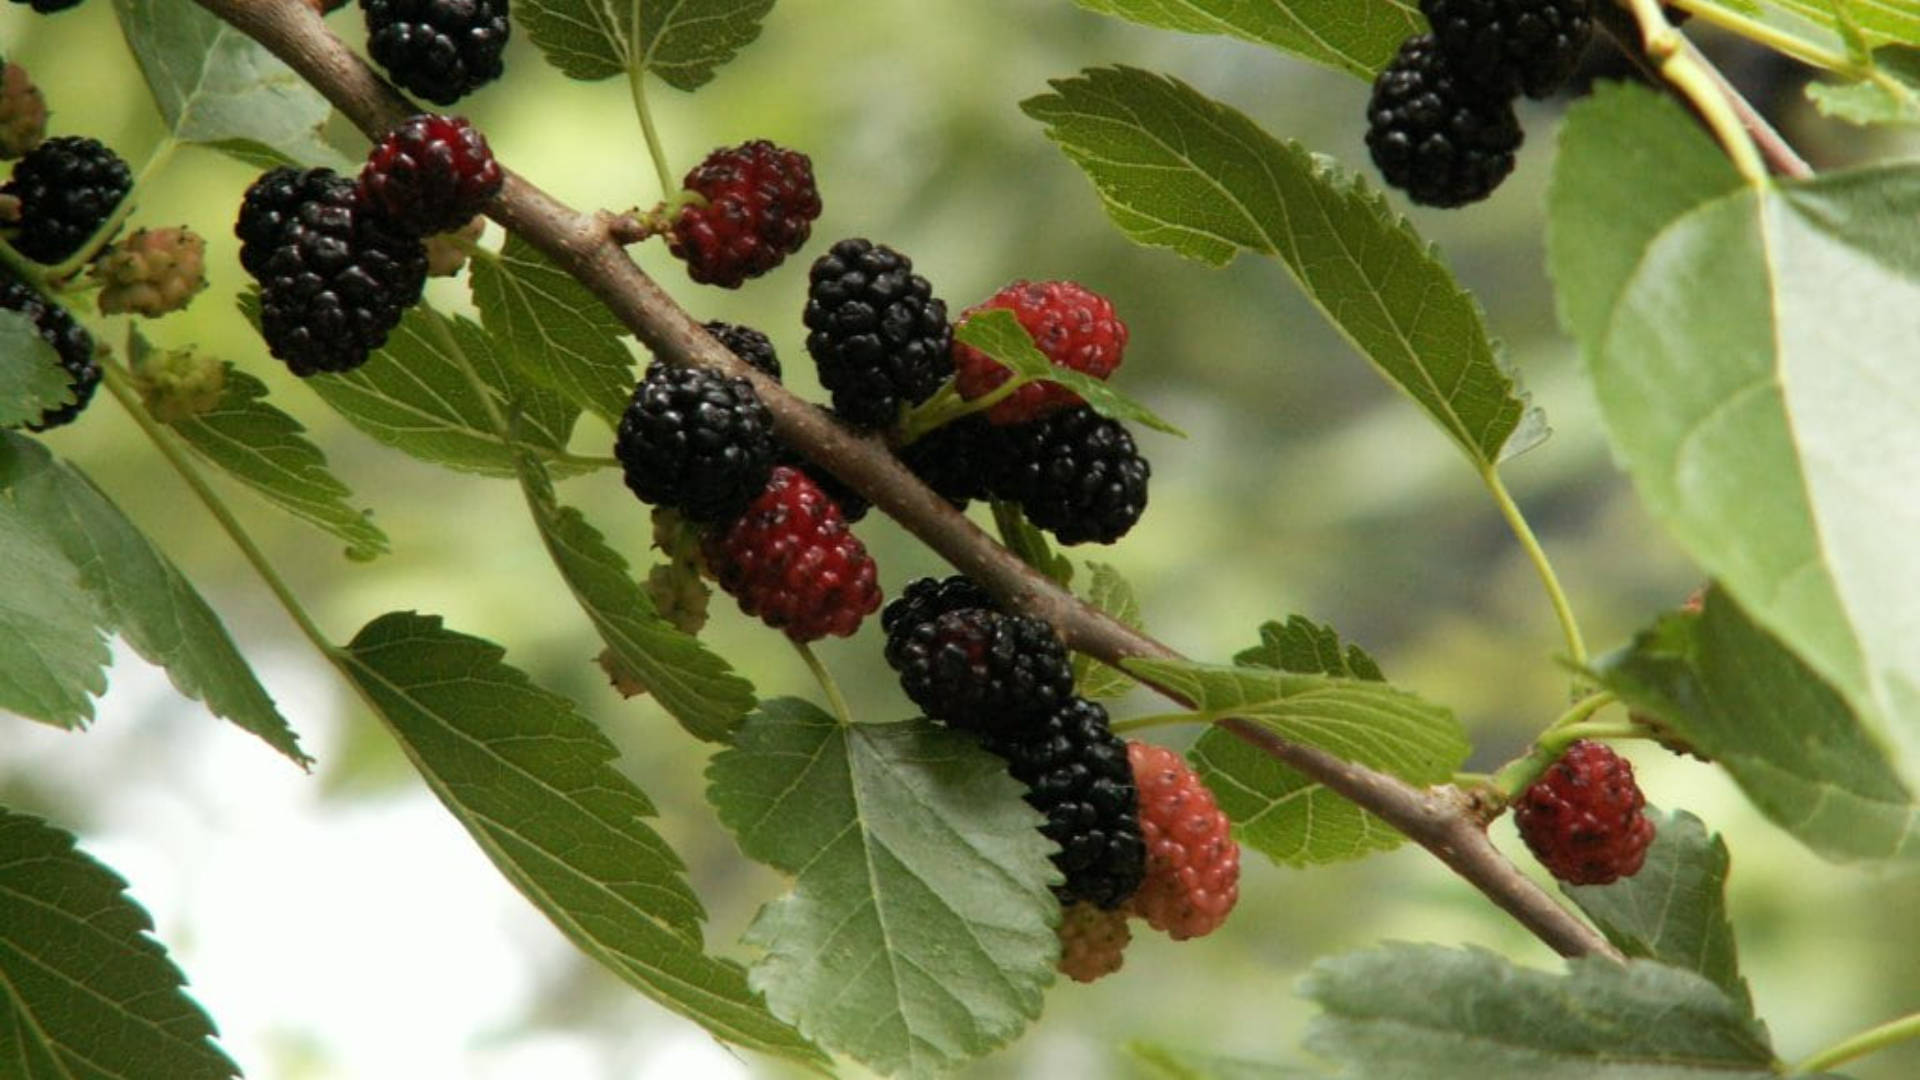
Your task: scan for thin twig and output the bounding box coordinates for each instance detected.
[192,0,1622,963]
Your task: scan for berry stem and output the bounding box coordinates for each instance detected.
[898,375,1025,444]
[1792,1010,1920,1076]
[793,641,854,726]
[1665,0,1915,116]
[625,1,680,203]
[1623,0,1768,184]
[99,353,338,661]
[1482,467,1588,671]
[1489,692,1624,802]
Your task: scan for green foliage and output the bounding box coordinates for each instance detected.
[338,612,823,1068]
[707,700,1061,1078]
[1071,0,1417,79]
[0,474,110,727]
[1597,588,1920,862]
[992,500,1074,585]
[0,807,237,1079]
[1,433,307,764]
[1074,561,1141,699]
[1024,67,1545,469]
[468,234,634,428]
[1129,654,1466,796]
[513,453,755,742]
[1301,945,1791,1078]
[1190,619,1405,866]
[1552,82,1920,782]
[0,312,73,428]
[158,358,388,560]
[952,309,1183,435]
[112,0,345,168]
[519,0,775,91]
[1562,808,1751,1011]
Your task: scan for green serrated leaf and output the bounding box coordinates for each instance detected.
[519,0,774,90]
[992,500,1074,586]
[340,612,824,1068]
[1071,0,1417,80]
[1130,654,1465,787]
[707,700,1059,1078]
[1303,945,1784,1079]
[514,453,754,742]
[1024,67,1543,467]
[1191,617,1399,865]
[0,470,110,729]
[1691,0,1920,57]
[239,294,589,479]
[1562,808,1751,1012]
[0,313,74,429]
[1234,615,1384,681]
[1595,588,1920,863]
[1074,562,1142,699]
[163,361,388,560]
[469,235,633,427]
[954,310,1183,435]
[1,433,307,765]
[0,808,239,1079]
[1549,82,1920,780]
[112,0,347,168]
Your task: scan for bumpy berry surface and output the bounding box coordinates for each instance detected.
[1126,741,1239,941]
[360,113,502,236]
[2,276,97,431]
[702,466,882,642]
[1513,739,1656,885]
[0,63,47,160]
[804,238,952,430]
[670,140,821,288]
[615,362,778,524]
[361,0,510,106]
[1365,35,1522,208]
[881,575,999,649]
[1422,0,1594,99]
[2,135,130,263]
[899,416,995,508]
[1057,901,1130,984]
[91,227,208,317]
[888,607,1075,738]
[238,167,428,375]
[989,405,1150,546]
[704,319,782,379]
[984,698,1146,910]
[954,280,1128,425]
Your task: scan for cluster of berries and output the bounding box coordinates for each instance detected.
[882,577,1240,983]
[617,140,1154,639]
[1367,0,1595,207]
[235,113,502,375]
[1,64,210,432]
[359,0,511,106]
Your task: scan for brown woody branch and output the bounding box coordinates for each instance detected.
[193,0,1621,962]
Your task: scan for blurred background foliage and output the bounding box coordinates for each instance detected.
[3,2,1918,1077]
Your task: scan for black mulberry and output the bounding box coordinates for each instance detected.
[1365,34,1523,208]
[615,361,778,525]
[361,0,510,106]
[803,238,952,430]
[989,406,1149,546]
[2,135,130,263]
[2,276,97,431]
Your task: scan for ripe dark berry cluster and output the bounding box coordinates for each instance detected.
[1,274,97,431]
[804,238,953,429]
[670,141,821,288]
[1368,2,1594,206]
[361,0,510,106]
[2,135,131,263]
[1513,739,1656,885]
[882,578,1146,911]
[360,113,503,236]
[235,166,428,375]
[701,465,882,642]
[615,361,778,526]
[987,406,1150,546]
[1126,741,1240,941]
[953,279,1128,425]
